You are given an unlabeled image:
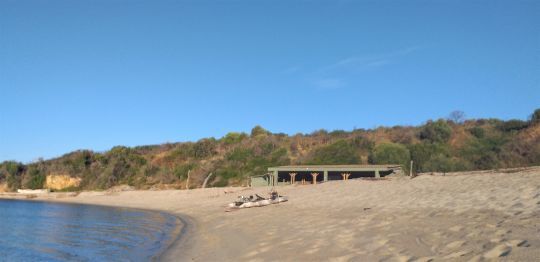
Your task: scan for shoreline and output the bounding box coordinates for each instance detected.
[0,196,188,261]
[1,167,540,261]
[160,213,197,261]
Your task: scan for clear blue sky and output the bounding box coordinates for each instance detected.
[1,0,539,163]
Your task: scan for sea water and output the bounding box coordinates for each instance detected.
[0,199,180,261]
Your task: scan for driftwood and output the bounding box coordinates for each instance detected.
[202,172,213,188]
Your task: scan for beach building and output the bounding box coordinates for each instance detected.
[250,165,402,187]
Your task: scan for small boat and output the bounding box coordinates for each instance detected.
[226,191,287,211]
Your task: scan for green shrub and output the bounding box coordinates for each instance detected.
[143,165,160,177]
[409,143,450,172]
[497,119,529,132]
[460,136,507,170]
[419,153,469,173]
[306,140,359,164]
[369,143,410,169]
[226,148,253,162]
[211,178,229,187]
[173,163,196,180]
[419,120,452,143]
[222,132,248,144]
[167,144,191,161]
[310,129,328,136]
[210,168,242,186]
[251,125,270,138]
[191,138,217,158]
[468,127,485,138]
[270,148,290,165]
[24,166,45,189]
[7,175,22,191]
[329,130,348,137]
[52,186,81,192]
[4,161,24,175]
[351,135,374,151]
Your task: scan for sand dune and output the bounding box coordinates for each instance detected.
[2,167,539,261]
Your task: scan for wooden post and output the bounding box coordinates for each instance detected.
[410,160,413,177]
[311,172,319,185]
[289,172,297,185]
[341,173,346,180]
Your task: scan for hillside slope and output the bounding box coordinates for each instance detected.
[1,109,539,191]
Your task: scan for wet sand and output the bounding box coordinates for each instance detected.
[2,167,539,261]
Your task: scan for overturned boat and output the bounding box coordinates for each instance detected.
[226,191,287,211]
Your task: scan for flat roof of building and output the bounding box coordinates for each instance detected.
[268,164,400,172]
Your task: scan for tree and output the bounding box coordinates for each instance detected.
[448,110,466,124]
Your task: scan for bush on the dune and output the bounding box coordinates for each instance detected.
[369,142,410,171]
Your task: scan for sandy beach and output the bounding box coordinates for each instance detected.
[2,167,539,261]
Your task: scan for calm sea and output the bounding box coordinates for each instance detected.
[0,199,181,261]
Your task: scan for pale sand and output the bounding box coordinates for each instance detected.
[2,167,540,261]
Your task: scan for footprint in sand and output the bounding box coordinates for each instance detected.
[443,250,471,259]
[445,240,466,249]
[449,225,463,232]
[242,250,259,258]
[490,238,505,243]
[506,239,529,247]
[391,254,415,262]
[468,254,483,262]
[415,256,434,262]
[304,248,319,255]
[329,254,355,262]
[483,244,512,258]
[495,229,511,236]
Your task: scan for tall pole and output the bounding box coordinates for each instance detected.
[410,161,413,177]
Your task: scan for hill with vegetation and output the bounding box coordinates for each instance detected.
[1,109,539,192]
